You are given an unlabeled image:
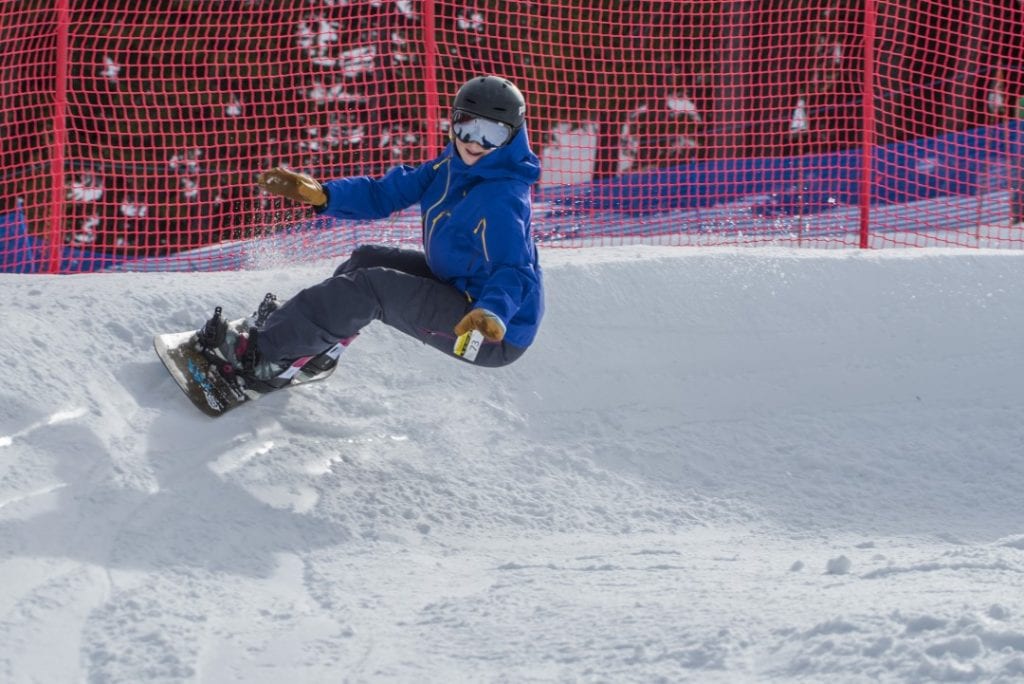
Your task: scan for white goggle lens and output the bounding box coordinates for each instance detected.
[452,112,512,149]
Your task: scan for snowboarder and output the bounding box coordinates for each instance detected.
[198,75,544,392]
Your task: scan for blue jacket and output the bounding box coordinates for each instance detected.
[318,127,544,348]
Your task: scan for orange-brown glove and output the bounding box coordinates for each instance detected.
[256,167,327,207]
[455,308,506,342]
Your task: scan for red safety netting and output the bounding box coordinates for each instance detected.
[2,1,1023,273]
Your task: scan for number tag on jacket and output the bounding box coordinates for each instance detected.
[454,329,484,362]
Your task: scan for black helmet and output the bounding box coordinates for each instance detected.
[452,75,526,134]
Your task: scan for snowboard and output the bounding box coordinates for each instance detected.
[154,317,346,417]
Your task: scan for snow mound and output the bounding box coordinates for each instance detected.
[2,246,1023,682]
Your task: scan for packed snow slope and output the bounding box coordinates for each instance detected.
[2,246,1024,683]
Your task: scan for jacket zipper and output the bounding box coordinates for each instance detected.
[473,218,489,262]
[423,158,452,262]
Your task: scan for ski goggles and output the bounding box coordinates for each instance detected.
[451,110,514,149]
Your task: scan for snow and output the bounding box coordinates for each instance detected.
[539,125,600,187]
[2,245,1024,682]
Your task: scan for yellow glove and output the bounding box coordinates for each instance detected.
[455,308,506,342]
[256,167,327,207]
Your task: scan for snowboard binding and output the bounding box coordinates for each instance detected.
[191,306,248,392]
[195,306,228,349]
[252,292,279,327]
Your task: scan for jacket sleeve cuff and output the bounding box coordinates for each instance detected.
[479,308,507,336]
[313,185,331,214]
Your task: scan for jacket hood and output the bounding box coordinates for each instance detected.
[447,123,541,186]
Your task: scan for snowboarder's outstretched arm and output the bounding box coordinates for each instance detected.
[257,164,435,221]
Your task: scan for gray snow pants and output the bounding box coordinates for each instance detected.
[256,245,526,368]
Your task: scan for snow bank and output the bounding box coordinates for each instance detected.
[1,246,1023,682]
